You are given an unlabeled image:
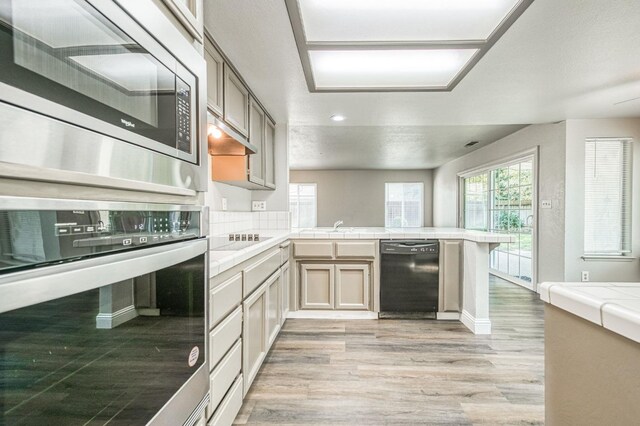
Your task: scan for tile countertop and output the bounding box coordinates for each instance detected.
[208,227,512,278]
[290,227,514,242]
[540,282,640,344]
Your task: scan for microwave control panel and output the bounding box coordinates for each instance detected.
[176,77,192,154]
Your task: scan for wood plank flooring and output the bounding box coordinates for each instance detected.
[235,276,544,425]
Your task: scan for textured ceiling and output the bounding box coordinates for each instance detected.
[204,0,640,169]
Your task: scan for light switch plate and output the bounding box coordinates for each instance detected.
[541,200,552,209]
[221,198,228,211]
[252,201,266,211]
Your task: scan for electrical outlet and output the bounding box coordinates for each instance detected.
[581,271,589,282]
[252,201,266,211]
[541,200,552,209]
[221,198,228,211]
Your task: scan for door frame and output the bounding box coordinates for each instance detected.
[456,147,540,292]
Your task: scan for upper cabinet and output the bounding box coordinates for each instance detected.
[159,0,204,44]
[249,98,265,186]
[264,118,276,189]
[223,65,250,137]
[204,40,224,117]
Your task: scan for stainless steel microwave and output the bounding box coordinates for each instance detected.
[0,0,207,193]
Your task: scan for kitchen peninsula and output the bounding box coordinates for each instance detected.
[209,227,512,335]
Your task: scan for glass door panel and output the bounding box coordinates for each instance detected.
[463,158,535,286]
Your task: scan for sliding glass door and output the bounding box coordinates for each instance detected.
[462,157,535,288]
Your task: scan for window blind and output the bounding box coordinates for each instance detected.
[584,138,632,255]
[289,183,317,228]
[385,182,423,228]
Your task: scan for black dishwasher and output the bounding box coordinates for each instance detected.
[380,240,439,318]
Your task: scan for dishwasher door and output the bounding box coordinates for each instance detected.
[380,240,439,317]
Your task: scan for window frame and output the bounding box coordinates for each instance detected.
[289,183,317,228]
[384,182,424,228]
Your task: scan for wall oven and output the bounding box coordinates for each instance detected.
[0,0,207,194]
[0,197,209,425]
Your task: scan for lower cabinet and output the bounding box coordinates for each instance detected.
[299,263,370,310]
[266,271,282,347]
[242,281,268,396]
[280,261,290,326]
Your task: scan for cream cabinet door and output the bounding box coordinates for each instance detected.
[223,64,249,137]
[264,118,276,189]
[335,264,370,310]
[266,271,281,348]
[300,264,334,309]
[248,97,265,186]
[439,240,462,312]
[280,261,290,326]
[242,281,267,395]
[204,39,224,117]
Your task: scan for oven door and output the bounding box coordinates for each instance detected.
[0,0,197,163]
[0,239,209,425]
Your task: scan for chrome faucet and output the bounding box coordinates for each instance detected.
[333,220,344,231]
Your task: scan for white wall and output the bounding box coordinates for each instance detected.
[433,123,567,284]
[564,118,640,282]
[290,169,434,227]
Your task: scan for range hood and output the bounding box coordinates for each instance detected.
[207,112,257,156]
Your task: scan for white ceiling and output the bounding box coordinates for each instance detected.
[204,0,640,169]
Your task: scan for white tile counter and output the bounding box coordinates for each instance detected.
[290,227,513,243]
[540,282,640,344]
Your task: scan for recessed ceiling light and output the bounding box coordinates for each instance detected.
[465,140,480,147]
[330,114,345,122]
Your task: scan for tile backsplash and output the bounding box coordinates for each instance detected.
[210,211,290,236]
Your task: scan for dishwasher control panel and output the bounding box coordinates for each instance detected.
[380,240,439,255]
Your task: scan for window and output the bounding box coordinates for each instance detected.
[385,183,423,228]
[584,138,632,256]
[289,183,317,228]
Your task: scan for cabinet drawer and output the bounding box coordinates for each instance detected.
[335,241,376,259]
[208,374,243,426]
[280,242,291,266]
[209,307,242,370]
[208,339,242,416]
[243,249,280,297]
[293,241,334,258]
[210,273,243,328]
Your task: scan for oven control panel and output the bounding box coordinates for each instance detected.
[176,77,192,154]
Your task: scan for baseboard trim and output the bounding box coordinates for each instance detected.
[436,312,461,320]
[287,310,378,320]
[460,309,492,335]
[96,305,138,329]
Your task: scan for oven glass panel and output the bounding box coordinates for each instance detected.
[0,0,192,153]
[0,254,205,425]
[0,209,200,275]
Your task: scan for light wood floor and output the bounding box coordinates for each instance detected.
[235,276,544,425]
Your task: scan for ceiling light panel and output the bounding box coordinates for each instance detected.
[309,49,477,89]
[298,0,521,42]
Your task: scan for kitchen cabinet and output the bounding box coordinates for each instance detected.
[204,39,224,117]
[335,264,370,310]
[264,118,276,189]
[248,98,265,186]
[266,271,281,347]
[299,263,371,311]
[280,261,290,326]
[300,263,335,309]
[242,280,268,395]
[439,240,462,313]
[223,65,249,137]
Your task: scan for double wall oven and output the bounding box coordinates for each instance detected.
[0,197,209,425]
[0,0,207,193]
